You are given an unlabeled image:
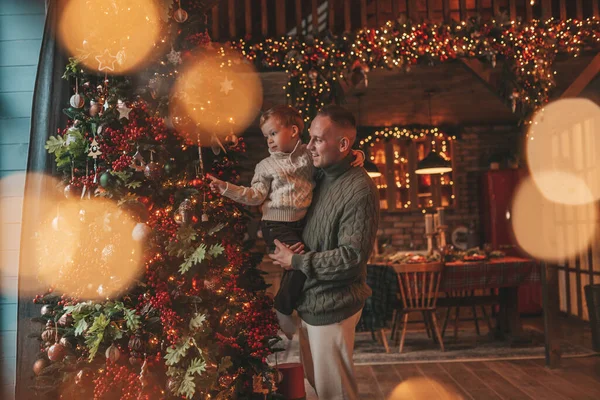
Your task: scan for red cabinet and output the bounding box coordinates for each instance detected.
[481,169,542,315]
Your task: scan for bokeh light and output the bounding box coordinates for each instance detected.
[1,173,61,298]
[35,197,143,300]
[169,51,263,143]
[511,176,597,263]
[57,0,162,74]
[526,98,600,205]
[388,377,462,400]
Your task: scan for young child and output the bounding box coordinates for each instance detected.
[207,105,364,339]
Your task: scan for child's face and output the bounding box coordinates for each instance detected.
[261,117,299,153]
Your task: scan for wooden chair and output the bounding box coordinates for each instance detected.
[391,263,445,352]
[440,290,496,340]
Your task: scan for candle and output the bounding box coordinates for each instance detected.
[436,207,445,227]
[425,214,434,234]
[433,214,440,230]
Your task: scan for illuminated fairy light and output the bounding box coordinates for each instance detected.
[359,127,453,147]
[234,18,600,123]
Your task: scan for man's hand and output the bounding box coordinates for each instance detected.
[350,149,365,167]
[206,174,227,194]
[268,239,304,270]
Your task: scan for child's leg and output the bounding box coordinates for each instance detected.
[261,220,307,314]
[275,310,297,340]
[274,270,306,315]
[261,220,307,338]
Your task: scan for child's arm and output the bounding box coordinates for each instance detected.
[207,164,271,206]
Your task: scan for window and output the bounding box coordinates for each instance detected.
[360,128,456,211]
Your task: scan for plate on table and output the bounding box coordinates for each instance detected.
[406,255,427,264]
[463,254,487,262]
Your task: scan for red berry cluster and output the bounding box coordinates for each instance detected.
[146,207,178,238]
[56,293,79,307]
[144,115,169,142]
[142,287,182,343]
[215,332,243,351]
[93,361,144,400]
[32,288,56,304]
[223,243,244,270]
[238,298,279,359]
[98,127,129,158]
[111,154,133,171]
[71,173,97,189]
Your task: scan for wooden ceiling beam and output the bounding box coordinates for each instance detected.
[561,53,600,98]
[460,58,512,112]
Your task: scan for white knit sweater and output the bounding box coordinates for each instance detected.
[222,141,315,222]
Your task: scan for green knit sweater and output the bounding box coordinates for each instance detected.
[291,154,380,326]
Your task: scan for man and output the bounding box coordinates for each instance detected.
[269,105,380,400]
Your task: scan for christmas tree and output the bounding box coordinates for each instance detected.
[30,1,281,399]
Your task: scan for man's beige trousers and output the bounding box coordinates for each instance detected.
[298,310,363,400]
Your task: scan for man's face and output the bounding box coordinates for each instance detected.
[307,115,344,168]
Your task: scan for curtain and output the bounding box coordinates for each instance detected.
[15,0,69,398]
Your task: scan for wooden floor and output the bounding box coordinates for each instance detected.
[260,259,600,399]
[352,356,600,399]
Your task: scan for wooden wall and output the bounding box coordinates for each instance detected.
[0,1,45,399]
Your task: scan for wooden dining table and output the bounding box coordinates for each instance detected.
[361,257,541,342]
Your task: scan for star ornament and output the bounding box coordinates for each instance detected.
[95,49,117,72]
[117,101,132,120]
[220,77,234,95]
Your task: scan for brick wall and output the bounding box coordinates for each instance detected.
[379,125,522,250]
[237,124,522,251]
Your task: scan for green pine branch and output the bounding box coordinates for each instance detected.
[84,313,110,361]
[164,338,191,366]
[178,243,206,274]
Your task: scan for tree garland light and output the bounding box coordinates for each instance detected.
[231,17,600,124]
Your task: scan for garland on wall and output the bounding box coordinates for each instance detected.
[358,126,456,146]
[231,17,600,124]
[358,126,453,173]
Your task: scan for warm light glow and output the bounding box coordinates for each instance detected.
[57,0,161,74]
[1,173,61,297]
[415,166,452,175]
[35,197,143,299]
[511,177,596,263]
[526,99,600,205]
[170,51,263,142]
[389,377,461,400]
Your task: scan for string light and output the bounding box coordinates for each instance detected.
[359,127,453,147]
[233,18,600,123]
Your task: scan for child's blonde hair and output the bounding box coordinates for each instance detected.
[260,105,304,132]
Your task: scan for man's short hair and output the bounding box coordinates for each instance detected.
[260,105,304,132]
[317,105,357,130]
